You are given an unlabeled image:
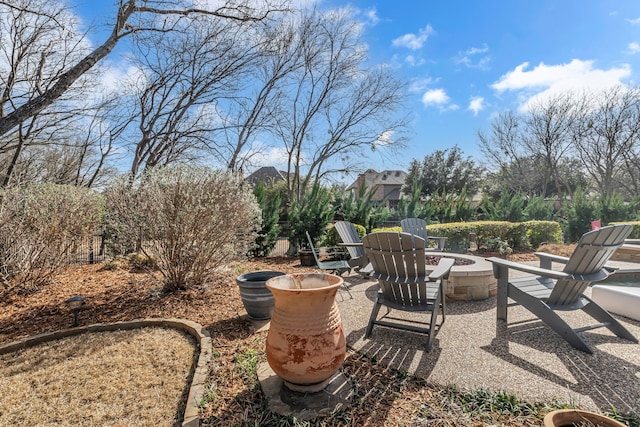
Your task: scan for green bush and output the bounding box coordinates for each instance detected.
[564,189,595,243]
[375,220,564,253]
[524,196,554,220]
[288,182,334,252]
[0,183,104,291]
[250,182,281,258]
[525,220,564,248]
[104,166,261,292]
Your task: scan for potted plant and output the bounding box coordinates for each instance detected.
[236,271,285,320]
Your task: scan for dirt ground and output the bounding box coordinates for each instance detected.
[0,248,570,426]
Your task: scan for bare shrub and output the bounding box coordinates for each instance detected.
[0,184,104,292]
[105,166,261,292]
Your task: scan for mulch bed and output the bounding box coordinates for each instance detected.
[0,252,552,426]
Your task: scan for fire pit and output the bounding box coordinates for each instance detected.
[424,253,497,301]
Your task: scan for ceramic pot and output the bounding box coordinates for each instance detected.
[236,271,284,320]
[543,409,626,427]
[265,273,346,392]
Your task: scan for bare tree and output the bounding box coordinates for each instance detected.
[215,17,301,172]
[125,13,264,177]
[270,8,407,203]
[0,0,288,144]
[572,85,640,199]
[479,94,581,199]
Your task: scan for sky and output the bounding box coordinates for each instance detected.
[71,0,640,176]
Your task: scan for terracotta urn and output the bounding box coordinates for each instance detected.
[543,409,626,427]
[265,273,346,392]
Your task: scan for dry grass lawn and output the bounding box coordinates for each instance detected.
[0,328,196,427]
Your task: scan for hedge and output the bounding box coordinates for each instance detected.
[374,220,563,253]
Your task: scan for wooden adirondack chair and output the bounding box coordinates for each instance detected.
[362,231,455,351]
[333,221,372,275]
[305,231,353,297]
[400,218,447,251]
[488,224,638,353]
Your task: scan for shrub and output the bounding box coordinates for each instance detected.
[525,220,563,248]
[288,182,334,252]
[0,184,104,292]
[104,166,261,292]
[564,189,595,243]
[250,182,281,258]
[376,220,564,254]
[523,196,554,221]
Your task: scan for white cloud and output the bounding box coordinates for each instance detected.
[468,97,485,116]
[408,77,437,93]
[375,130,394,146]
[627,16,640,25]
[364,8,380,25]
[392,24,433,50]
[455,44,491,70]
[627,42,640,54]
[405,55,425,67]
[243,145,290,170]
[492,59,632,110]
[421,88,459,110]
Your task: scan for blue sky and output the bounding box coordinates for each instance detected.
[71,0,640,175]
[330,0,640,170]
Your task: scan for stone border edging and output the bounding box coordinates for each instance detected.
[0,318,211,427]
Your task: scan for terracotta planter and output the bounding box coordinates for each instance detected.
[543,409,626,427]
[236,271,284,320]
[265,273,346,392]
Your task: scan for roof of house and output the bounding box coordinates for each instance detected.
[347,169,407,190]
[245,166,285,185]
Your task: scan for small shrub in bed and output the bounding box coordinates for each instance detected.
[0,183,104,292]
[104,166,261,292]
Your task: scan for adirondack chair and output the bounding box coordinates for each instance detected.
[488,224,638,353]
[333,221,372,275]
[400,218,447,251]
[305,231,353,297]
[362,231,455,351]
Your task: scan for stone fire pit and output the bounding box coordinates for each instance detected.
[425,252,497,301]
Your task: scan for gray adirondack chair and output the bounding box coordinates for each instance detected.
[333,221,372,275]
[362,231,455,351]
[305,231,353,297]
[488,224,638,353]
[400,217,447,251]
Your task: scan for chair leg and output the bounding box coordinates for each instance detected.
[365,297,383,339]
[582,298,639,343]
[509,285,593,353]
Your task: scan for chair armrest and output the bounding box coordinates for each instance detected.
[487,257,569,280]
[534,252,569,264]
[428,257,454,280]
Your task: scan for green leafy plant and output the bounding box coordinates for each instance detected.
[250,182,281,258]
[483,237,513,255]
[287,182,334,252]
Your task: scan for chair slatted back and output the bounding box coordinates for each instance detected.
[362,232,430,308]
[305,231,322,266]
[334,221,365,259]
[401,218,429,242]
[548,224,633,306]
